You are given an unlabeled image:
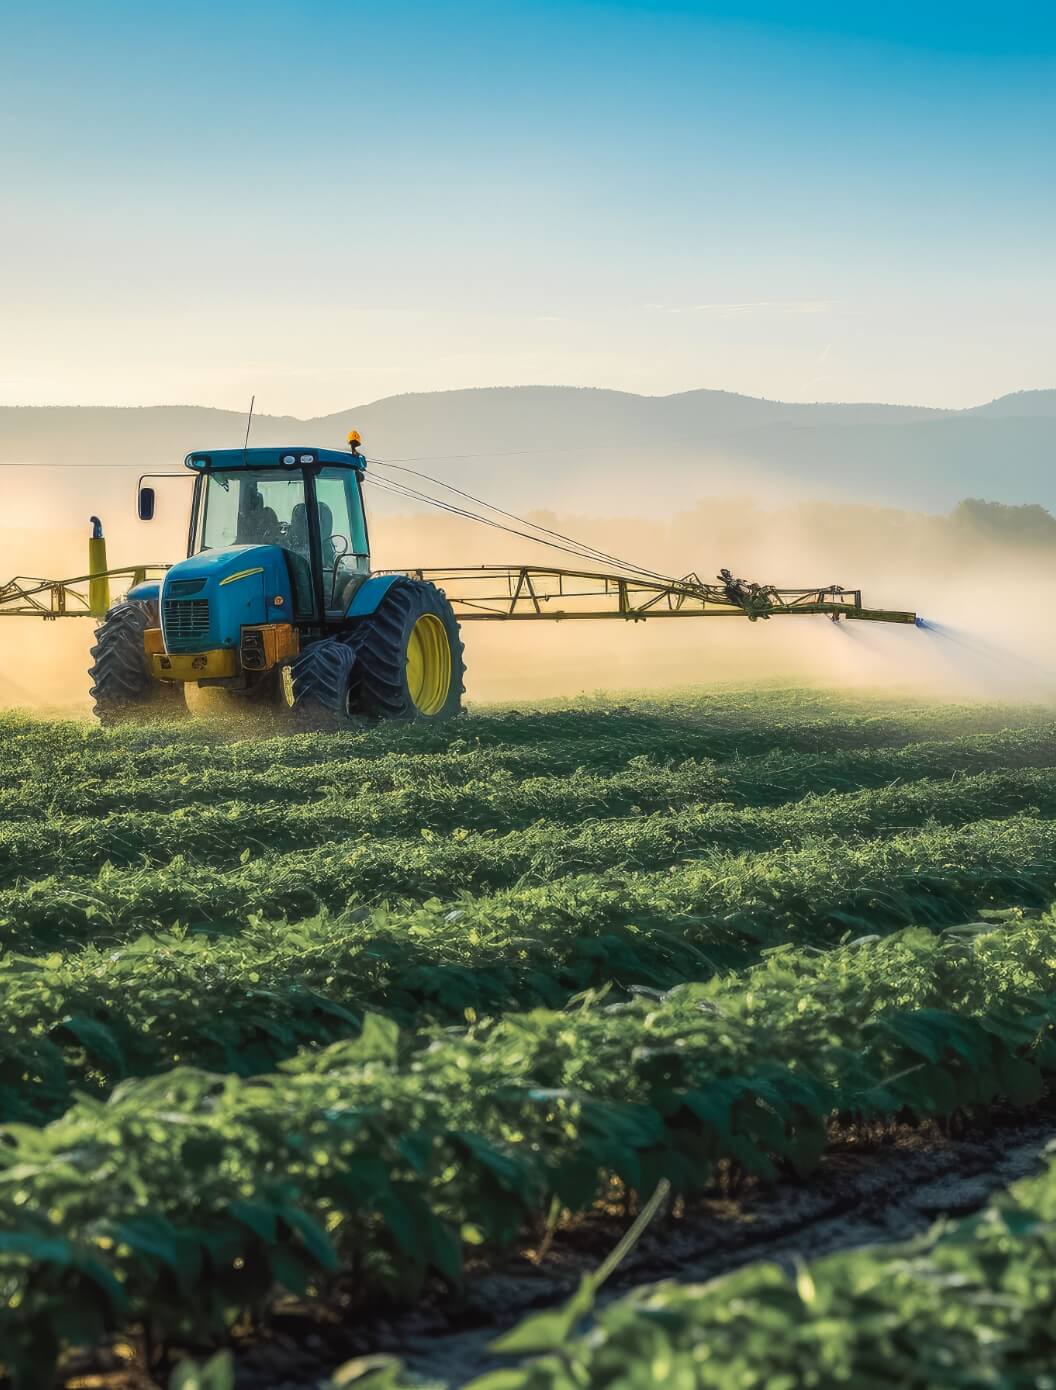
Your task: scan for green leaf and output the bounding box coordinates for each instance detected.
[229,1199,279,1245]
[110,1214,181,1271]
[491,1275,596,1354]
[0,1231,74,1264]
[329,1357,405,1388]
[52,1015,126,1076]
[452,1131,533,1195]
[280,1204,338,1270]
[427,1213,464,1284]
[170,1351,234,1390]
[377,1193,418,1257]
[995,1051,1043,1108]
[353,1012,400,1064]
[397,1131,434,1175]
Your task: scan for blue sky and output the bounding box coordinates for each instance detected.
[1,1,1053,412]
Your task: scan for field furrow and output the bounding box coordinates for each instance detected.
[5,761,1056,885]
[2,713,1053,820]
[464,1130,1056,1390]
[4,692,1056,1389]
[3,694,1043,782]
[4,808,1056,962]
[3,920,1056,1384]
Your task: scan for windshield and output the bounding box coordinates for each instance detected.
[198,468,314,615]
[198,469,309,552]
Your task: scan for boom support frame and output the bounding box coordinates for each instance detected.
[388,566,918,625]
[0,567,169,619]
[0,563,917,625]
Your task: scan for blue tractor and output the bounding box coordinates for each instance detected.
[88,444,465,725]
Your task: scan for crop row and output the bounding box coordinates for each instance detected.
[4,804,1053,1123]
[463,1137,1056,1390]
[3,812,1048,1123]
[0,874,1041,1126]
[0,747,518,822]
[721,722,1056,804]
[4,721,1054,829]
[6,757,1056,889]
[3,690,1036,781]
[6,805,1056,964]
[3,920,1056,1386]
[0,757,730,880]
[0,707,899,793]
[1,698,1050,805]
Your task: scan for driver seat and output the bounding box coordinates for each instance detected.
[317,501,336,567]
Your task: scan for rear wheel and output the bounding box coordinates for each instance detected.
[282,637,358,728]
[350,579,465,720]
[88,601,186,725]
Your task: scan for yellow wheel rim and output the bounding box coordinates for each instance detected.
[406,613,452,715]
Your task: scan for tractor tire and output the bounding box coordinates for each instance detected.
[88,600,186,725]
[283,637,358,728]
[349,579,465,721]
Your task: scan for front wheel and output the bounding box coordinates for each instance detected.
[282,637,358,728]
[350,579,465,720]
[88,601,186,725]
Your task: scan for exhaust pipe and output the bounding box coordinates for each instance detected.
[88,517,110,617]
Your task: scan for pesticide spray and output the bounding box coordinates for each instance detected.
[3,458,1056,710]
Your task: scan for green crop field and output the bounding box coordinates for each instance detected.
[4,687,1056,1390]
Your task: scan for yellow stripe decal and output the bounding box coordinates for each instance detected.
[219,566,265,587]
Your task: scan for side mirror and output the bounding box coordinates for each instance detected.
[138,486,156,522]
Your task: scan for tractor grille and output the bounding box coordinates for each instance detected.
[163,598,211,646]
[167,578,206,598]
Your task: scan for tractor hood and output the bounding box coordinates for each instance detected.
[160,545,294,653]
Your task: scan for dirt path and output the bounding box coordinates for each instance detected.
[222,1103,1056,1389]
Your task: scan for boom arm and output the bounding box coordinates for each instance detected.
[0,567,170,619]
[389,566,918,625]
[0,562,917,625]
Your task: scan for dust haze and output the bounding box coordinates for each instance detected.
[3,453,1053,713]
[369,496,1056,705]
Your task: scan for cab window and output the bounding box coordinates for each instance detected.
[315,467,369,613]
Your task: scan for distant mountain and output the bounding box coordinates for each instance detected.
[2,386,1055,518]
[966,390,1056,419]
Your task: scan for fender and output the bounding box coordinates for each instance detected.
[127,581,162,604]
[345,573,405,619]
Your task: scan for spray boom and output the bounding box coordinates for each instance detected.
[0,542,917,628]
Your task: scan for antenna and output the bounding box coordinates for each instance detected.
[243,395,256,463]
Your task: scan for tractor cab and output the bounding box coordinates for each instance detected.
[186,447,370,621]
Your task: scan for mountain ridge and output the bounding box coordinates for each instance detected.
[3,386,1055,516]
[5,384,1055,420]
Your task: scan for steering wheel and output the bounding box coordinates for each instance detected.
[327,534,351,603]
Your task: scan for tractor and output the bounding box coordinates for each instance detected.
[88,445,464,726]
[0,436,919,720]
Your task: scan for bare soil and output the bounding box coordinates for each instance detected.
[240,1103,1056,1388]
[62,1101,1056,1390]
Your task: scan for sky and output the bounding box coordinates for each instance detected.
[1,0,1054,415]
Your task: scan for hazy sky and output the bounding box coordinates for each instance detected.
[2,1,1054,414]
